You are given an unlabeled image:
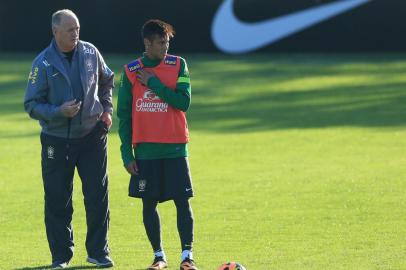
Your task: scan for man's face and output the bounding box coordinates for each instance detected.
[53,14,80,52]
[145,34,170,61]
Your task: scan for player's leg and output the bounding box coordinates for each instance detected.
[129,158,167,269]
[175,198,198,269]
[174,198,194,259]
[41,133,76,265]
[164,157,197,269]
[143,198,168,270]
[76,125,112,266]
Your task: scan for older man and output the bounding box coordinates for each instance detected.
[24,9,114,268]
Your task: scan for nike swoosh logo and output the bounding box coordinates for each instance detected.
[211,0,371,54]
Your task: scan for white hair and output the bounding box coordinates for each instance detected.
[51,9,78,28]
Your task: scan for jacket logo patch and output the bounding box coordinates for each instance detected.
[28,67,39,84]
[86,60,93,72]
[128,60,142,72]
[164,56,177,65]
[47,146,55,159]
[83,46,95,54]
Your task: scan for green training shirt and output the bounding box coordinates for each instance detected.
[117,53,191,166]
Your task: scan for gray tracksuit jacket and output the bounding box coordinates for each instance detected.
[24,39,114,138]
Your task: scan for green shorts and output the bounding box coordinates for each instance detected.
[128,157,194,202]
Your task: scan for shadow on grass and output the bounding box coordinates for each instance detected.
[2,53,406,137]
[15,267,149,270]
[15,266,98,270]
[189,82,406,132]
[186,54,406,132]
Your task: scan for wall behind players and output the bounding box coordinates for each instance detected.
[0,0,404,54]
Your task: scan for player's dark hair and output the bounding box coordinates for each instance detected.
[142,19,175,41]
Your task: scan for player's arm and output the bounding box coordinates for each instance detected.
[143,58,191,112]
[117,69,135,167]
[24,59,63,121]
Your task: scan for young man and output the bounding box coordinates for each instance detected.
[24,10,114,268]
[117,19,198,270]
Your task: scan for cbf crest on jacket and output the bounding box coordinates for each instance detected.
[124,55,189,145]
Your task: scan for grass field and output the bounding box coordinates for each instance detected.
[0,53,406,270]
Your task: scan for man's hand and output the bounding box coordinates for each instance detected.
[126,160,139,175]
[100,111,112,128]
[136,69,155,86]
[60,99,81,118]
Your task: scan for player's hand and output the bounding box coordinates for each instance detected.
[60,99,81,118]
[126,160,139,175]
[136,69,155,86]
[100,112,112,129]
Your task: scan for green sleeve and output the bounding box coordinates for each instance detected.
[147,57,191,112]
[117,68,135,166]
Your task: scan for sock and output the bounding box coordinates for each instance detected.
[182,250,193,261]
[154,250,166,261]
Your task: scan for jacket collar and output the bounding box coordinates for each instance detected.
[44,39,86,86]
[44,39,68,77]
[46,39,84,68]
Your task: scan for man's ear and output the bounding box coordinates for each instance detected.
[144,38,151,50]
[52,27,57,36]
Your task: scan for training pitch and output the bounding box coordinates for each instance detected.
[0,53,405,269]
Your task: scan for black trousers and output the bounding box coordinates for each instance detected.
[40,122,110,262]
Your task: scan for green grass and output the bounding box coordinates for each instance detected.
[1,53,406,269]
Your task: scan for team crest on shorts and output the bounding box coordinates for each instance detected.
[47,146,55,159]
[139,179,147,192]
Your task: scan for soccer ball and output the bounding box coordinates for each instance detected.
[217,262,247,270]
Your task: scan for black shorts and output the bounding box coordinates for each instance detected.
[129,157,194,202]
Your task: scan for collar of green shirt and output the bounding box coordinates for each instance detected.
[141,52,162,68]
